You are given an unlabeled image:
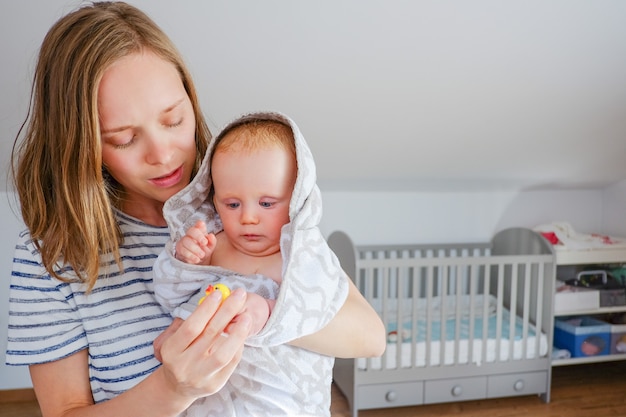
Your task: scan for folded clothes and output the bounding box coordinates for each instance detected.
[534,222,626,250]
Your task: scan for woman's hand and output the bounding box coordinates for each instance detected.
[30,288,251,417]
[157,287,251,399]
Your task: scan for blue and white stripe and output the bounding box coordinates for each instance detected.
[5,211,173,403]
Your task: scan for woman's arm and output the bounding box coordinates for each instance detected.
[30,289,251,417]
[290,278,386,358]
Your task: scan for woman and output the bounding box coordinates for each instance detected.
[6,2,385,417]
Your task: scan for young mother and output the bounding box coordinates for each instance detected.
[6,2,385,416]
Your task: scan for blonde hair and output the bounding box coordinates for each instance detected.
[208,119,296,204]
[11,2,210,290]
[214,119,296,156]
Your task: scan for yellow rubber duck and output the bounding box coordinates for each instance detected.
[198,283,231,305]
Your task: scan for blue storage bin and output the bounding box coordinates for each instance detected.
[554,316,611,357]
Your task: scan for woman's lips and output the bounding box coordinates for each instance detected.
[151,166,184,188]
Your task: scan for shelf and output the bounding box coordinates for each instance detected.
[552,246,626,368]
[555,247,626,265]
[554,305,626,317]
[552,353,626,366]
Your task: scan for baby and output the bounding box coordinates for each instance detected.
[153,111,349,416]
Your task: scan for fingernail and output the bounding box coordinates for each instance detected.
[209,290,222,301]
[230,288,246,299]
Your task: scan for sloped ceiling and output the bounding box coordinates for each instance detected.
[2,1,626,192]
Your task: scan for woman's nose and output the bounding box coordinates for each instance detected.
[144,133,173,165]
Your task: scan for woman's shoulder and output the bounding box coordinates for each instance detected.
[12,227,76,285]
[13,227,43,267]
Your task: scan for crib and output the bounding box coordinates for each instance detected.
[328,227,555,417]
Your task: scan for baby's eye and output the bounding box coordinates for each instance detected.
[260,201,273,208]
[227,202,240,209]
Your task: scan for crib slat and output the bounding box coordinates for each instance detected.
[481,261,491,364]
[454,264,463,365]
[467,263,478,364]
[425,262,434,367]
[439,261,449,367]
[534,261,545,359]
[499,263,519,360]
[350,243,551,374]
[521,262,531,359]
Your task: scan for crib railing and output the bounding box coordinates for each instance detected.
[327,228,556,415]
[356,253,552,371]
[328,228,555,374]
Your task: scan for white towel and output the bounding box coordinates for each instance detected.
[153,111,349,416]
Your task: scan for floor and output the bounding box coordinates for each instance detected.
[330,360,626,417]
[3,361,626,417]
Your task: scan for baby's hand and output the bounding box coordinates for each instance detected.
[243,293,274,337]
[175,220,217,265]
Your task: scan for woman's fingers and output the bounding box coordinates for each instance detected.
[158,288,250,396]
[163,290,222,355]
[153,317,183,362]
[189,288,249,354]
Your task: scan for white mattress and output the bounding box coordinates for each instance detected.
[359,294,549,370]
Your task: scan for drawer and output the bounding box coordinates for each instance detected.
[424,376,486,404]
[487,371,548,398]
[357,381,424,409]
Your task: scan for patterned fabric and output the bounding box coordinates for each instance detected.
[5,211,172,403]
[153,111,349,416]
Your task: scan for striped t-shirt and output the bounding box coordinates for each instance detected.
[5,211,173,403]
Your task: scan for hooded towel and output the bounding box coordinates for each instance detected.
[152,111,349,416]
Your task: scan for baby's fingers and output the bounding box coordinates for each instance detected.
[176,236,206,263]
[187,221,209,244]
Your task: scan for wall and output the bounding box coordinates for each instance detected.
[318,188,606,245]
[1,186,613,389]
[603,179,626,237]
[3,1,626,192]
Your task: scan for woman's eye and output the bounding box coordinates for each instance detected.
[166,118,183,128]
[113,137,135,149]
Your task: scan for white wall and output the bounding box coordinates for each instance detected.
[318,188,606,245]
[3,1,626,192]
[602,179,626,236]
[1,187,611,389]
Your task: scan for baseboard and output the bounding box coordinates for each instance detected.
[0,388,37,403]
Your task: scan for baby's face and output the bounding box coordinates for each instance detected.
[212,143,296,257]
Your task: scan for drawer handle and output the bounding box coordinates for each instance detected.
[385,391,398,402]
[514,380,524,392]
[451,385,463,397]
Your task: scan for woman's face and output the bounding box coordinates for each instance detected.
[98,50,197,225]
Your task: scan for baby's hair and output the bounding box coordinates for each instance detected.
[208,119,296,204]
[214,119,295,156]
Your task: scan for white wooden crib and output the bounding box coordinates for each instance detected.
[328,227,555,417]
